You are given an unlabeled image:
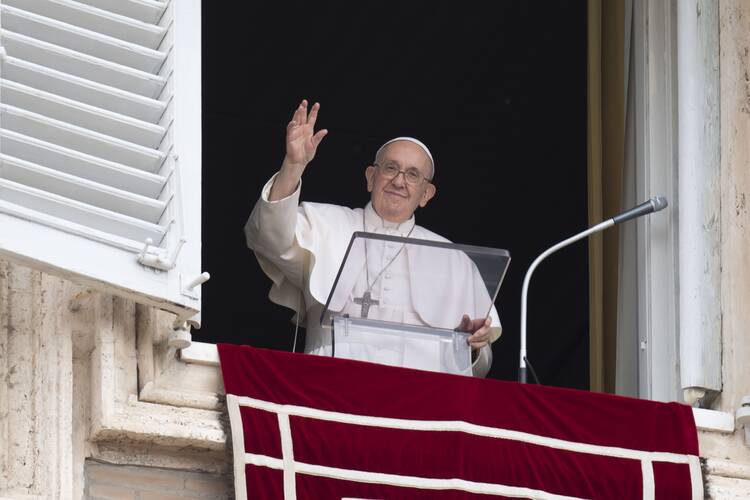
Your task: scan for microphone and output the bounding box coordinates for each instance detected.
[612,196,668,224]
[518,196,668,384]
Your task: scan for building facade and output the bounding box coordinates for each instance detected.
[1,0,750,498]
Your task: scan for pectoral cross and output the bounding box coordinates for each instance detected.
[353,291,379,318]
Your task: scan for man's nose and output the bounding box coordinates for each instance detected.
[390,171,407,188]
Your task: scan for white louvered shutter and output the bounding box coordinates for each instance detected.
[0,0,203,322]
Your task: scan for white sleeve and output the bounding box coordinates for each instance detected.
[471,344,493,378]
[244,172,309,291]
[471,313,501,377]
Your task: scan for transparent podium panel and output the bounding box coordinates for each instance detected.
[321,232,511,376]
[333,316,473,376]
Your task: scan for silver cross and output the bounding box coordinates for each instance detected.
[353,291,379,318]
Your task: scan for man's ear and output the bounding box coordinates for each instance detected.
[365,166,376,192]
[419,183,436,208]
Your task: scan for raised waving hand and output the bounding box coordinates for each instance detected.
[286,100,328,168]
[270,100,328,201]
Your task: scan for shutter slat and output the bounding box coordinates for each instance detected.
[3,0,168,49]
[73,0,166,25]
[0,4,166,73]
[0,129,166,198]
[1,29,167,98]
[1,79,166,148]
[0,177,166,243]
[0,198,147,253]
[1,104,166,172]
[0,153,166,222]
[1,55,166,122]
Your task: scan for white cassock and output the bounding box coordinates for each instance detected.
[245,173,502,377]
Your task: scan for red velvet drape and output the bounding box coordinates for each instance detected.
[219,344,699,499]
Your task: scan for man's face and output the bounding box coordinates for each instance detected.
[365,141,436,223]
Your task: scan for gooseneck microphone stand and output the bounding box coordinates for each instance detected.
[518,196,668,383]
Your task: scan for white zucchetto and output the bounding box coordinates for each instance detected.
[375,137,434,178]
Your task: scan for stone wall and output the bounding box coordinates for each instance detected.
[0,260,231,499]
[85,461,230,500]
[699,2,750,495]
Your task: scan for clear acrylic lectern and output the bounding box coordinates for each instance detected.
[320,232,510,376]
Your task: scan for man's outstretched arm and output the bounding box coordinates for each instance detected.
[244,100,327,289]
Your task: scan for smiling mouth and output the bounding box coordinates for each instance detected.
[384,189,408,198]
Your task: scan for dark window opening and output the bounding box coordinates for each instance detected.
[201,1,588,388]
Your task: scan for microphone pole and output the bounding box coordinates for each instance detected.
[519,196,668,383]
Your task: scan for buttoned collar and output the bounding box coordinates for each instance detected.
[364,202,416,236]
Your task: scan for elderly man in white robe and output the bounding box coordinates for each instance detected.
[245,99,501,377]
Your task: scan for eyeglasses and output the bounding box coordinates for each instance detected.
[374,162,431,186]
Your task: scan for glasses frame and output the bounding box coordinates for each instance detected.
[373,162,432,186]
